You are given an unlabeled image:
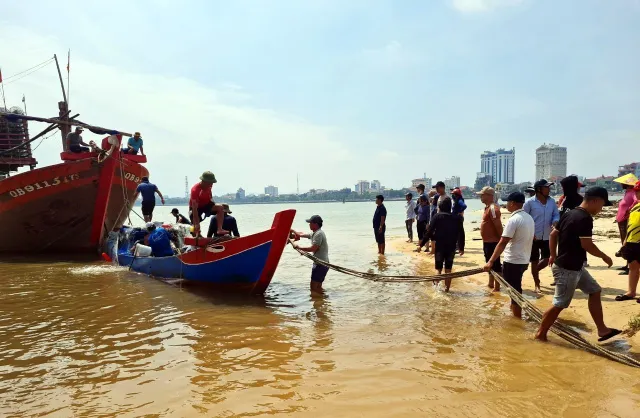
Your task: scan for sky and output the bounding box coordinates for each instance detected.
[1,0,639,196]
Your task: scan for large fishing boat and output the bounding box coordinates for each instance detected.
[0,56,147,254]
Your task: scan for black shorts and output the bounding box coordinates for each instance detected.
[621,242,640,264]
[374,226,386,244]
[435,251,455,270]
[483,242,502,273]
[141,201,155,216]
[190,201,215,222]
[530,240,550,262]
[502,262,529,299]
[311,264,329,283]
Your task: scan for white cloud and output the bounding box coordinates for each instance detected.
[450,0,523,13]
[359,41,423,71]
[0,26,352,196]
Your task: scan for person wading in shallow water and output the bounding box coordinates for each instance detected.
[477,186,503,292]
[291,215,329,294]
[373,195,387,255]
[535,187,621,342]
[404,192,416,243]
[483,192,534,318]
[425,197,462,292]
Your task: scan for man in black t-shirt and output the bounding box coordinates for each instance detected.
[535,187,621,342]
[373,195,387,255]
[425,196,462,292]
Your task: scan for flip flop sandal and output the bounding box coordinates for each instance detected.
[598,329,622,342]
[615,294,636,301]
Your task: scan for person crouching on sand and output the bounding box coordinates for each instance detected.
[425,197,462,292]
[535,187,621,342]
[615,180,640,303]
[291,215,330,294]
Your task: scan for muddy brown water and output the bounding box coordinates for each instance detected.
[1,202,638,417]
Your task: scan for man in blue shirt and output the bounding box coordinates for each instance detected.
[373,194,387,255]
[524,179,560,293]
[122,132,144,155]
[136,176,165,222]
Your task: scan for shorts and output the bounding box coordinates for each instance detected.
[551,265,602,309]
[374,226,386,244]
[435,251,455,270]
[311,263,329,283]
[530,240,551,262]
[141,201,155,216]
[621,242,640,264]
[502,262,528,297]
[483,242,502,273]
[190,201,215,222]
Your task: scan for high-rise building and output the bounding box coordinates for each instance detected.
[236,187,246,200]
[480,148,515,184]
[618,162,640,178]
[411,177,432,190]
[264,185,279,197]
[445,176,461,190]
[370,180,381,192]
[355,180,370,195]
[535,144,567,180]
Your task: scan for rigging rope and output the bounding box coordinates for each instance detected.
[289,242,640,368]
[2,58,55,85]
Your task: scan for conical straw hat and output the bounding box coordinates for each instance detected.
[613,173,639,186]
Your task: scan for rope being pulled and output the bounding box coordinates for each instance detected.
[289,242,640,368]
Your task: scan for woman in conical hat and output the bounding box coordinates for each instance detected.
[614,173,639,275]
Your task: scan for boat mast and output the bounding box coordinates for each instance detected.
[53,54,70,150]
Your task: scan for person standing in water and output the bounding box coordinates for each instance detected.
[483,192,535,318]
[478,186,503,292]
[536,187,620,342]
[373,195,387,255]
[425,197,462,292]
[292,215,329,294]
[405,192,416,243]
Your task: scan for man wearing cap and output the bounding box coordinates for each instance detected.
[478,186,503,291]
[431,181,447,218]
[523,179,560,293]
[66,127,92,153]
[122,132,144,155]
[291,215,330,293]
[614,173,639,275]
[207,204,240,238]
[483,192,535,318]
[190,171,229,237]
[135,176,165,222]
[170,208,191,225]
[405,192,416,242]
[536,187,621,342]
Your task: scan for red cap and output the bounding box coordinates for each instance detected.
[451,187,462,196]
[634,180,640,191]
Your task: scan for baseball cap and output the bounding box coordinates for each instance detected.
[306,215,323,224]
[450,187,462,196]
[405,192,413,197]
[534,179,554,188]
[170,208,179,214]
[634,180,640,192]
[433,181,446,188]
[584,187,612,206]
[505,191,526,203]
[476,186,495,196]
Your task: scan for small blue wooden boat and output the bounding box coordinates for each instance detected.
[106,209,296,294]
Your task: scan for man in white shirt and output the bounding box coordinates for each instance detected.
[484,191,535,318]
[405,192,417,242]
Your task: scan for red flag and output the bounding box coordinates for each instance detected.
[67,50,70,72]
[0,68,3,84]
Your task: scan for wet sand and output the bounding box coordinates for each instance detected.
[392,205,640,350]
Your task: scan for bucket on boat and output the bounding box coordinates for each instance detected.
[134,244,152,257]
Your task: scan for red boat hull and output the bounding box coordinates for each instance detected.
[0,148,147,254]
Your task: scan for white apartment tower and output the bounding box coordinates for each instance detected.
[480,148,515,184]
[535,144,567,180]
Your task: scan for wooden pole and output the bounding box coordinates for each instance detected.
[53,54,68,104]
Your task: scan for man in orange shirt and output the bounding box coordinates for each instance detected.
[190,171,229,237]
[477,186,503,291]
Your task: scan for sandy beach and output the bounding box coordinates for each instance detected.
[393,205,640,352]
